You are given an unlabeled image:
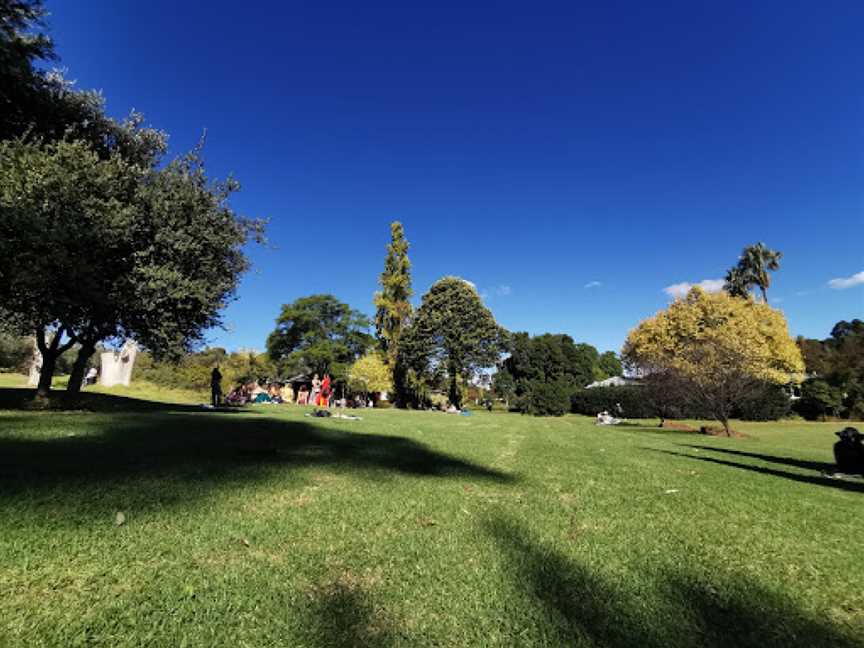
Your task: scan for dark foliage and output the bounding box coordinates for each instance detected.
[571,383,789,421]
[571,385,661,419]
[266,295,373,380]
[499,332,619,416]
[734,382,792,421]
[399,277,507,409]
[520,378,572,416]
[796,319,864,420]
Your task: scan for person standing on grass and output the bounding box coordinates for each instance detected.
[320,374,332,407]
[210,366,223,407]
[311,373,321,406]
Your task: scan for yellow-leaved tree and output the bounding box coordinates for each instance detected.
[622,287,804,435]
[348,352,393,397]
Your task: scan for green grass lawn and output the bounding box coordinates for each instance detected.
[1,378,862,647]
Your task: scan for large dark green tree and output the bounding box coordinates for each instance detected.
[0,138,262,395]
[267,295,373,380]
[373,222,413,405]
[595,350,623,380]
[1,0,167,163]
[399,277,507,409]
[496,333,607,415]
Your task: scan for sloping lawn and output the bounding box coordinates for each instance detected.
[1,384,862,647]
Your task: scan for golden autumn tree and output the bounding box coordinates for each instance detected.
[348,352,393,397]
[622,287,804,435]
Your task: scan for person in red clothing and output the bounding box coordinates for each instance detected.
[319,374,332,407]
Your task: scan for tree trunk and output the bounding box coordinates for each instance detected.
[36,351,57,398]
[760,287,768,304]
[66,340,97,395]
[448,368,461,410]
[34,326,76,398]
[719,416,732,437]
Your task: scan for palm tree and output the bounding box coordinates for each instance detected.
[740,242,781,302]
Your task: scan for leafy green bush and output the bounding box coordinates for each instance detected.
[570,386,658,418]
[0,332,32,372]
[794,379,843,420]
[735,383,792,420]
[134,348,277,391]
[522,379,572,416]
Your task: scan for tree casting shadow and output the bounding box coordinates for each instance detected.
[486,515,859,648]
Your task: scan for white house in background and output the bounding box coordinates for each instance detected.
[585,376,641,389]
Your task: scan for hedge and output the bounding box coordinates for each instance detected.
[571,384,792,421]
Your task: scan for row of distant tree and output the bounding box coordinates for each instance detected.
[796,320,864,420]
[0,1,262,397]
[257,221,626,411]
[263,223,509,409]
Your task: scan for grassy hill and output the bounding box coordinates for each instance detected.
[1,379,861,646]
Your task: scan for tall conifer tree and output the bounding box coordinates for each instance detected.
[373,222,413,405]
[374,222,413,362]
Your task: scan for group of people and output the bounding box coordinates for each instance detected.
[210,368,374,409]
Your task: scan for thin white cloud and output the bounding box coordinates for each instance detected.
[478,284,511,300]
[584,281,603,289]
[828,271,864,290]
[663,278,725,299]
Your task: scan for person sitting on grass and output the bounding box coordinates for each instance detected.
[833,427,863,476]
[281,382,295,404]
[297,385,309,405]
[225,383,249,405]
[268,383,283,404]
[595,410,621,425]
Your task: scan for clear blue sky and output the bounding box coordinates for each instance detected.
[46,1,863,353]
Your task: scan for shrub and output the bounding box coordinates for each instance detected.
[794,379,843,420]
[570,386,658,418]
[572,383,792,421]
[734,383,792,420]
[523,379,572,416]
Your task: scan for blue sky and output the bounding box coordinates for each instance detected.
[46,1,862,353]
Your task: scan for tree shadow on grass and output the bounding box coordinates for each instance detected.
[0,410,515,517]
[648,449,864,494]
[487,516,668,647]
[486,515,860,648]
[304,576,397,648]
[680,445,834,473]
[0,386,214,413]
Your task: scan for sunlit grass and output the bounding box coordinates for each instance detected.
[0,381,861,646]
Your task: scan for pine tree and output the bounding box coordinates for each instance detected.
[373,222,414,406]
[373,222,413,362]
